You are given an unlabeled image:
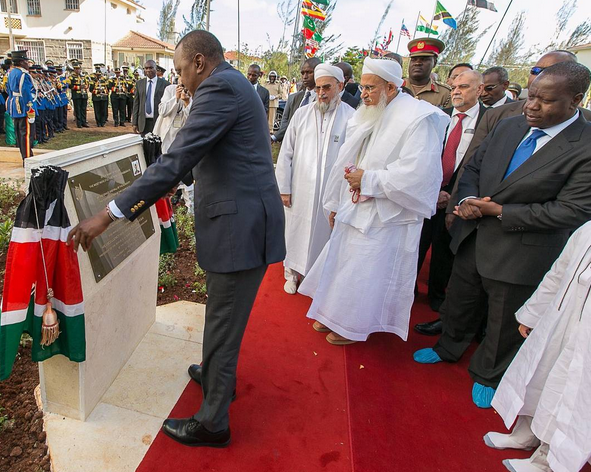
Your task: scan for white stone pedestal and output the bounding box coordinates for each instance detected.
[26,135,161,420]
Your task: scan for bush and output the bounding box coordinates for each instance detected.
[0,219,13,257]
[175,206,195,249]
[158,253,176,288]
[193,280,207,295]
[194,262,205,278]
[0,179,22,218]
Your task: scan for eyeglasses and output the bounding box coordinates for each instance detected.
[358,84,379,93]
[530,66,545,76]
[483,83,500,92]
[315,84,334,93]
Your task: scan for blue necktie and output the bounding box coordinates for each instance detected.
[301,91,311,107]
[146,79,153,115]
[503,129,547,179]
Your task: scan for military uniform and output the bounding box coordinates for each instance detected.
[55,66,69,131]
[266,73,282,132]
[108,69,128,126]
[405,38,451,109]
[89,64,109,127]
[6,50,35,160]
[30,65,47,144]
[67,61,89,128]
[126,69,137,122]
[0,60,6,134]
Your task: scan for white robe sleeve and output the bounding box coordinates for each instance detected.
[275,110,300,195]
[157,84,180,117]
[359,113,444,219]
[516,228,582,329]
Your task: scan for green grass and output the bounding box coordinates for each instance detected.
[36,130,123,151]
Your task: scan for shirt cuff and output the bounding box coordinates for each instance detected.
[458,196,478,206]
[271,135,277,142]
[108,200,124,219]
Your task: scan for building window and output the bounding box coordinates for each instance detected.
[0,0,19,13]
[127,8,131,14]
[16,40,46,64]
[27,0,41,15]
[67,42,84,61]
[65,0,79,10]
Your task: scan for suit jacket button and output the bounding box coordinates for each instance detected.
[131,207,136,213]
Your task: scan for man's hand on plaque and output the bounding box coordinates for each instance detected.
[67,209,113,252]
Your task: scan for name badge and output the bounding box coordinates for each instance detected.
[333,135,340,143]
[464,129,475,135]
[173,114,183,128]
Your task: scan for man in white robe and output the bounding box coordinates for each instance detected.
[275,64,355,294]
[298,57,450,344]
[484,222,591,472]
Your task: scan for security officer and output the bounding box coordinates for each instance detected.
[403,38,451,108]
[156,64,166,79]
[67,60,89,128]
[89,63,109,127]
[108,67,128,127]
[6,50,35,160]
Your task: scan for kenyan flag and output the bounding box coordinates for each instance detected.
[155,198,179,255]
[1,167,85,381]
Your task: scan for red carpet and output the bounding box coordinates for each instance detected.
[137,263,590,472]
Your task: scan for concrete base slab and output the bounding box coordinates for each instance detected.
[44,301,206,472]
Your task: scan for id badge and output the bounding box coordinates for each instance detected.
[173,114,183,128]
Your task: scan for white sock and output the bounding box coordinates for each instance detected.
[503,443,551,472]
[484,416,540,450]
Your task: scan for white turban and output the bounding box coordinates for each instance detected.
[362,57,403,87]
[314,64,344,83]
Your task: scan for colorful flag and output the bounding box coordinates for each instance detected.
[400,22,411,38]
[0,166,85,381]
[305,39,319,58]
[416,14,438,35]
[302,15,316,32]
[155,199,179,255]
[312,0,329,5]
[467,0,497,12]
[434,1,457,29]
[303,28,323,43]
[301,0,326,21]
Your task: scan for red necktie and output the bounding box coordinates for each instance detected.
[441,113,467,186]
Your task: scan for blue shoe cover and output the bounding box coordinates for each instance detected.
[413,348,442,364]
[472,382,496,408]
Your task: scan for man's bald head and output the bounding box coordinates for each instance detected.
[177,30,225,63]
[335,62,353,83]
[528,50,578,87]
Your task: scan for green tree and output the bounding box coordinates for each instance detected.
[158,0,180,42]
[180,0,209,38]
[546,0,591,50]
[340,47,364,82]
[486,11,529,67]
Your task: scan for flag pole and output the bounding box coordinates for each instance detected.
[427,0,438,38]
[395,19,403,53]
[412,10,421,39]
[289,0,301,75]
[237,0,241,71]
[477,0,514,68]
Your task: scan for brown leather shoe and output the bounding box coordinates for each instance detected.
[326,332,357,345]
[313,321,331,332]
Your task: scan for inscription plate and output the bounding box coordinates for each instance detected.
[68,155,155,282]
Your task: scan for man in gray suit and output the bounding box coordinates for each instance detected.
[132,60,170,136]
[271,57,321,143]
[67,31,286,446]
[414,62,591,409]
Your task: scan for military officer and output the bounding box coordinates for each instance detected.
[109,68,128,127]
[123,66,135,122]
[89,63,109,127]
[6,50,35,160]
[68,60,89,128]
[266,70,283,132]
[403,38,451,108]
[156,64,166,79]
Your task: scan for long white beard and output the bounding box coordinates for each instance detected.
[356,91,388,127]
[316,95,340,114]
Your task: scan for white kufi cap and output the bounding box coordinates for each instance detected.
[362,57,403,87]
[314,63,345,83]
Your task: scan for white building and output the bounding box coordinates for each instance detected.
[0,0,166,72]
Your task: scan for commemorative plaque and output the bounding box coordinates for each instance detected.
[68,154,155,282]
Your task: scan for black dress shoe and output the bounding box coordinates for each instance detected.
[82,123,90,128]
[162,417,230,447]
[188,364,237,401]
[414,319,443,336]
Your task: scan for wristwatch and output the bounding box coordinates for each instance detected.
[497,213,503,221]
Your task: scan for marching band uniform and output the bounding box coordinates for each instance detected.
[6,50,35,160]
[67,61,89,128]
[108,69,128,126]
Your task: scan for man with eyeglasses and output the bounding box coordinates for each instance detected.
[402,38,451,109]
[480,66,512,108]
[299,57,450,345]
[414,50,591,338]
[275,64,355,295]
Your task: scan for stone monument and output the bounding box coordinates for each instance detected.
[25,134,160,420]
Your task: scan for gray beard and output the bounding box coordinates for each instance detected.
[356,91,388,127]
[316,95,340,114]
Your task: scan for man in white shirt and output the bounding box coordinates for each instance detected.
[132,60,170,136]
[416,70,486,316]
[480,66,512,108]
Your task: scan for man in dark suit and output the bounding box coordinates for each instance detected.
[67,31,286,446]
[480,66,513,108]
[335,62,360,109]
[132,60,170,136]
[271,57,321,143]
[416,70,487,314]
[246,63,269,114]
[415,50,590,336]
[414,62,591,409]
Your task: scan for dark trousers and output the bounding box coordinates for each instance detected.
[35,110,46,143]
[47,108,55,138]
[92,98,108,126]
[194,265,268,432]
[126,95,133,121]
[417,208,454,306]
[62,105,68,129]
[73,97,88,126]
[0,103,5,133]
[14,117,33,160]
[433,232,535,388]
[110,94,127,125]
[141,117,155,136]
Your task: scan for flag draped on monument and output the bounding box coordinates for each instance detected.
[0,166,85,381]
[155,198,179,254]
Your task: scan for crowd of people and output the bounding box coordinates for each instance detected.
[51,28,591,472]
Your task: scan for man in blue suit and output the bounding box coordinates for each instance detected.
[68,31,286,447]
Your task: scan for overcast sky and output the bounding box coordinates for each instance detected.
[137,0,591,63]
